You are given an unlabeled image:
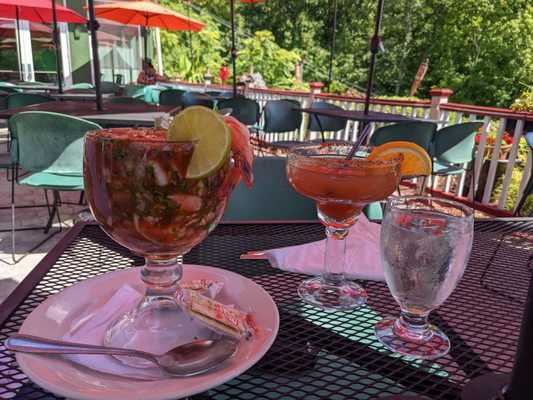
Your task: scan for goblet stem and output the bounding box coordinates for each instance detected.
[393,310,432,342]
[322,226,348,285]
[141,256,182,297]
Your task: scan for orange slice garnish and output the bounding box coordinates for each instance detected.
[367,141,432,176]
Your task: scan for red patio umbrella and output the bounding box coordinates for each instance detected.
[0,0,86,90]
[89,0,205,64]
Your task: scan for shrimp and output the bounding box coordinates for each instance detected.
[218,115,254,198]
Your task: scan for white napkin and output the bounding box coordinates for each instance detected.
[61,284,166,380]
[265,214,385,281]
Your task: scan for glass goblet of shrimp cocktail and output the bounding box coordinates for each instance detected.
[287,144,403,311]
[83,107,253,365]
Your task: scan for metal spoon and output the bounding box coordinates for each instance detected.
[5,334,238,377]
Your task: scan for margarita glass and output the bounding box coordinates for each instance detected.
[286,143,403,311]
[84,128,233,366]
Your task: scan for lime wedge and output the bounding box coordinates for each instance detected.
[167,106,231,179]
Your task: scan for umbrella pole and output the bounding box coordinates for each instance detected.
[363,0,385,116]
[51,0,63,93]
[87,0,103,110]
[326,0,338,93]
[15,7,23,81]
[230,0,237,98]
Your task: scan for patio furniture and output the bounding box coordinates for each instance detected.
[369,121,437,151]
[182,91,215,109]
[430,121,484,195]
[8,111,101,262]
[217,97,260,126]
[159,88,186,106]
[103,96,147,104]
[100,81,121,95]
[514,131,533,216]
[0,101,180,128]
[222,156,317,220]
[0,219,529,398]
[123,84,145,99]
[70,83,93,89]
[260,99,303,150]
[306,101,349,143]
[5,93,56,109]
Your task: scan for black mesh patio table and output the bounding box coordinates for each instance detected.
[0,220,532,399]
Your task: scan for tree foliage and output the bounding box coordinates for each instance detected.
[157,0,533,107]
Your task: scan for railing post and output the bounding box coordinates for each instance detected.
[429,88,454,120]
[304,82,324,141]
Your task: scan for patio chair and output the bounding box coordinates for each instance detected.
[71,82,93,89]
[260,99,304,151]
[222,156,317,220]
[217,98,260,126]
[159,89,186,106]
[100,81,121,95]
[103,96,147,104]
[7,111,102,262]
[307,101,350,143]
[514,131,533,216]
[431,121,483,177]
[5,93,56,109]
[64,88,96,94]
[218,91,245,99]
[182,91,215,109]
[370,121,437,152]
[123,84,145,99]
[114,74,125,85]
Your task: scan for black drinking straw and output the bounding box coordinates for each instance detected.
[346,124,372,160]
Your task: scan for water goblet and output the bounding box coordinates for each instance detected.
[286,143,403,311]
[83,128,233,366]
[374,195,474,359]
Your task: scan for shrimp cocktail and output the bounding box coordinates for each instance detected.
[287,142,431,311]
[83,107,253,363]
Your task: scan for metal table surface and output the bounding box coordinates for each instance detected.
[0,101,179,127]
[0,220,532,399]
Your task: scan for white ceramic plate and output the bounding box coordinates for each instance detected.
[17,265,279,400]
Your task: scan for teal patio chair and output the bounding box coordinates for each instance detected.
[370,121,437,153]
[431,121,484,178]
[217,98,260,126]
[260,99,304,150]
[6,93,56,109]
[159,89,186,106]
[182,91,215,109]
[71,82,93,89]
[514,131,533,216]
[307,101,349,143]
[222,156,317,221]
[100,81,121,95]
[8,111,102,262]
[124,84,145,99]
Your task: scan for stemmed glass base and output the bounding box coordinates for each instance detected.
[374,316,450,360]
[298,276,367,311]
[103,257,216,368]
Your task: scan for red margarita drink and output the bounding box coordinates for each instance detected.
[287,143,403,311]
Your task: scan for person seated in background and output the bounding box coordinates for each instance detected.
[137,61,170,84]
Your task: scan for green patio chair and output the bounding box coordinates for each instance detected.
[71,82,93,89]
[103,96,146,104]
[159,89,186,106]
[100,81,121,95]
[369,121,437,153]
[431,121,484,177]
[124,84,145,99]
[182,91,215,109]
[6,93,56,109]
[217,98,260,126]
[261,99,304,149]
[222,156,317,221]
[8,111,102,262]
[514,131,533,216]
[307,101,349,143]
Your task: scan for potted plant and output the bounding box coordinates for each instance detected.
[475,126,513,160]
